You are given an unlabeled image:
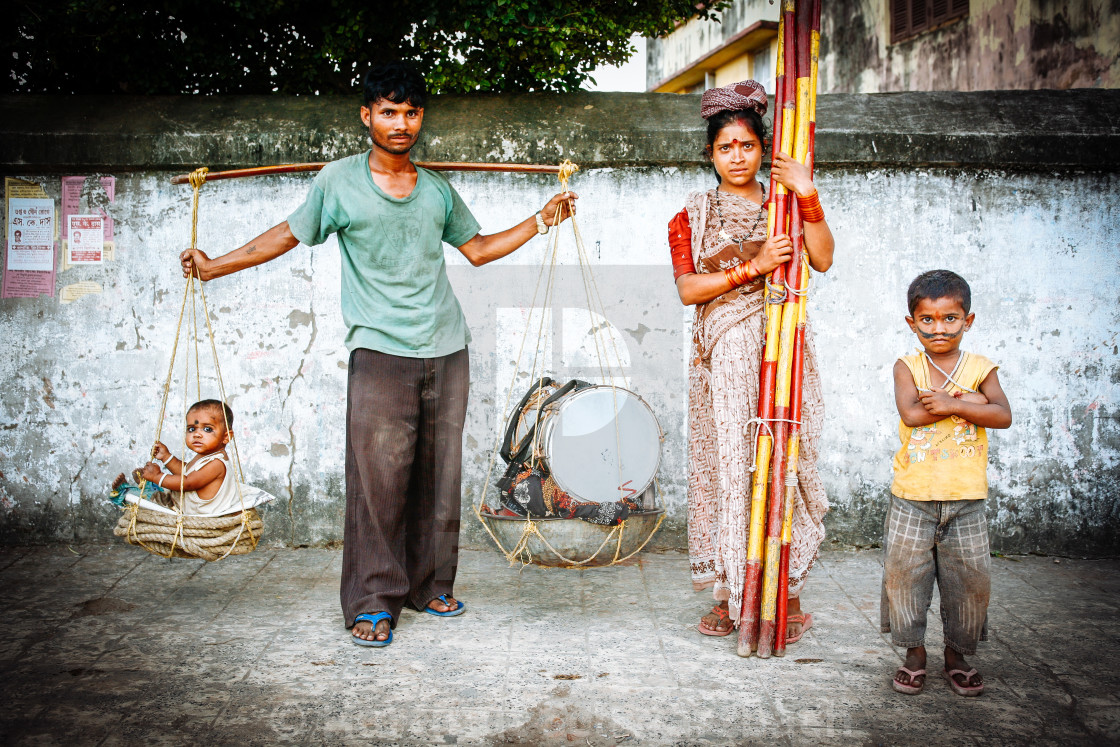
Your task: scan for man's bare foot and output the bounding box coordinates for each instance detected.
[893,645,927,694]
[352,618,391,644]
[427,595,459,613]
[944,646,984,695]
[699,601,734,635]
[111,473,127,491]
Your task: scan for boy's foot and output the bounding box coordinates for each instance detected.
[698,602,734,636]
[352,616,391,645]
[893,646,927,694]
[944,647,984,696]
[111,473,127,491]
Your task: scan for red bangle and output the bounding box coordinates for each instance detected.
[723,259,759,288]
[796,190,825,223]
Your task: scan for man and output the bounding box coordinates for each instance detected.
[180,61,576,647]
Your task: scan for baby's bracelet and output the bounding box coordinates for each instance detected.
[796,190,825,223]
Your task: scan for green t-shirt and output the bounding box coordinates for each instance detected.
[286,152,481,357]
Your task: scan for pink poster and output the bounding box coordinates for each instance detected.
[62,176,115,245]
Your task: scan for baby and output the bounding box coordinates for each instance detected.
[112,399,264,516]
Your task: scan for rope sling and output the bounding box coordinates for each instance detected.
[473,161,665,568]
[114,168,262,561]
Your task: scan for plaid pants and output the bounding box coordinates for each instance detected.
[880,495,990,655]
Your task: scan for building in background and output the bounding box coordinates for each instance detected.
[646,0,780,94]
[647,0,1119,93]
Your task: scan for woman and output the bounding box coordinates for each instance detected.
[668,81,835,642]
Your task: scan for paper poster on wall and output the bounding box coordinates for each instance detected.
[60,176,116,270]
[67,215,104,264]
[2,178,56,297]
[7,198,55,271]
[60,281,102,304]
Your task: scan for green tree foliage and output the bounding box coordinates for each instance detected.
[6,0,728,95]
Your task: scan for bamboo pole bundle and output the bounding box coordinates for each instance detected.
[737,0,821,659]
[169,161,564,185]
[737,0,793,658]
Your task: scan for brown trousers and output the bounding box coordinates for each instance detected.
[341,347,469,629]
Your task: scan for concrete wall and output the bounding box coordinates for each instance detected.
[819,0,1120,93]
[1,90,1118,555]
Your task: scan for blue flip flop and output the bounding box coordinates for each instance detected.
[424,594,466,617]
[351,612,393,647]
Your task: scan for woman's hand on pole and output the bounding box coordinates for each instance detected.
[770,152,815,197]
[754,234,794,275]
[540,191,578,226]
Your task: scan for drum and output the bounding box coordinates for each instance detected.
[532,385,662,503]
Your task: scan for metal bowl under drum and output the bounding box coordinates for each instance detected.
[479,509,664,568]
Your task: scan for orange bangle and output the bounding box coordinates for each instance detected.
[796,190,825,223]
[723,260,759,288]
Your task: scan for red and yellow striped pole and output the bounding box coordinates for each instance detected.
[736,0,793,658]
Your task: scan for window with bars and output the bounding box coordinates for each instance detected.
[891,0,968,43]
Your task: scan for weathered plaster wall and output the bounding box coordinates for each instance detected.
[819,0,1120,93]
[0,91,1117,555]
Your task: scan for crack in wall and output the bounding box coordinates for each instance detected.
[281,258,318,546]
[68,404,109,536]
[130,308,142,349]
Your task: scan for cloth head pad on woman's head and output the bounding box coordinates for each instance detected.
[700,80,768,120]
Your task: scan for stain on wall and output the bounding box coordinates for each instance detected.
[819,0,1119,92]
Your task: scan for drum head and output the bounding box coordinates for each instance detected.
[541,386,661,503]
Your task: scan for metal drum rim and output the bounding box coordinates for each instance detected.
[538,385,662,502]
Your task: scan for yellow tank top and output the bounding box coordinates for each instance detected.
[891,350,998,502]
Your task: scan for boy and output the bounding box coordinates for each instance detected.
[112,399,265,516]
[884,270,1012,696]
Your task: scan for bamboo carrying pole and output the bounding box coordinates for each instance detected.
[737,0,821,659]
[170,161,564,185]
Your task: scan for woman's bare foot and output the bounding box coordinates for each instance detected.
[699,601,734,635]
[352,618,391,644]
[786,597,810,641]
[944,647,983,695]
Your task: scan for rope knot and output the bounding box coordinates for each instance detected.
[188,167,209,190]
[557,159,579,191]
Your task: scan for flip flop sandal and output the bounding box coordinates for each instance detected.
[785,612,814,644]
[351,612,393,648]
[698,605,734,637]
[943,668,984,696]
[424,594,466,617]
[892,666,926,694]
